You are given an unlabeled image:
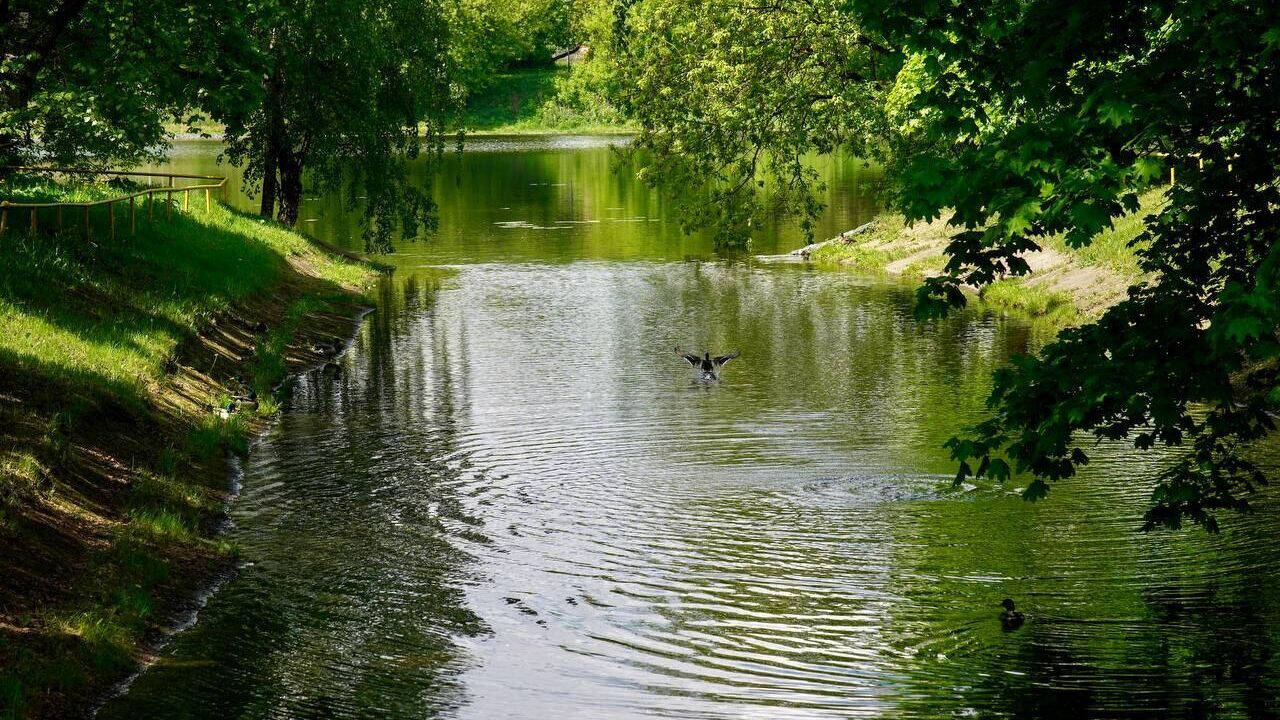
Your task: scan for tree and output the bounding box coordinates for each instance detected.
[602,0,890,244]
[609,0,1280,530]
[0,0,257,168]
[222,0,455,246]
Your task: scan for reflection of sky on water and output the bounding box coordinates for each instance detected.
[104,138,1280,720]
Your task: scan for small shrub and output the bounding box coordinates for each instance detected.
[0,453,51,507]
[186,414,250,460]
[126,507,196,542]
[55,613,134,674]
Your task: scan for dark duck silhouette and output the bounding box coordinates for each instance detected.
[676,348,740,381]
[1000,599,1025,630]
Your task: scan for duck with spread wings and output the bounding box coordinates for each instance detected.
[675,348,740,381]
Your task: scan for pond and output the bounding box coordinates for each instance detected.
[101,137,1280,719]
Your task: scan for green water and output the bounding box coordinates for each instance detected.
[101,138,1280,719]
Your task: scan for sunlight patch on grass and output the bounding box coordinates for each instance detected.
[981,280,1079,325]
[0,179,376,411]
[809,242,894,271]
[125,507,197,542]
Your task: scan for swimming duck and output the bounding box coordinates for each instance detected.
[676,348,740,381]
[1000,599,1025,630]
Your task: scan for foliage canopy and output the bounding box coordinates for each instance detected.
[607,0,1280,530]
[0,0,257,166]
[1,0,578,249]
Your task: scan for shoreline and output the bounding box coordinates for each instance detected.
[167,128,637,143]
[790,200,1158,330]
[89,305,376,717]
[0,195,383,719]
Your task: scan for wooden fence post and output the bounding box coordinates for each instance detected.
[167,190,173,220]
[183,189,189,212]
[1,201,8,235]
[108,202,115,240]
[83,206,90,237]
[205,188,210,212]
[148,192,154,221]
[130,196,136,235]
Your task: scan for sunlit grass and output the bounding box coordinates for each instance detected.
[126,507,197,542]
[459,67,633,134]
[1,177,120,204]
[186,414,251,460]
[1041,187,1165,279]
[0,176,377,720]
[809,189,1166,328]
[0,179,374,408]
[809,240,894,270]
[980,279,1079,326]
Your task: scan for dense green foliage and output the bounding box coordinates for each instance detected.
[603,0,888,243]
[457,67,630,133]
[222,0,453,244]
[0,0,257,166]
[1,0,585,248]
[609,0,1280,530]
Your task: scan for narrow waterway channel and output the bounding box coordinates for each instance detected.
[101,137,1280,719]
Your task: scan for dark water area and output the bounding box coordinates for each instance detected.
[101,138,1280,719]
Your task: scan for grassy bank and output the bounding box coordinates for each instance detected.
[457,66,633,135]
[164,66,635,140]
[809,188,1165,330]
[0,175,380,719]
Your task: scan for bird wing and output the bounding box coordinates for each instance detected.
[713,351,740,367]
[675,348,702,366]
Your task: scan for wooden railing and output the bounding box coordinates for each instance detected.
[0,167,229,239]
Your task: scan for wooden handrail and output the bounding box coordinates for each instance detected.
[4,165,224,181]
[1,184,224,209]
[0,165,230,239]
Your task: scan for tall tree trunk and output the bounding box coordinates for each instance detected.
[276,151,303,226]
[258,52,283,219]
[259,149,278,219]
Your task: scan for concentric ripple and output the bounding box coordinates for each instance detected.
[103,140,1280,720]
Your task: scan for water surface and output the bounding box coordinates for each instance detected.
[102,138,1280,719]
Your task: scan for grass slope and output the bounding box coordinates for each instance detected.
[810,188,1165,330]
[0,175,379,719]
[458,66,633,135]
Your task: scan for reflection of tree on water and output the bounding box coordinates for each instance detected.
[897,590,1280,719]
[638,262,1001,473]
[885,460,1280,719]
[101,267,488,720]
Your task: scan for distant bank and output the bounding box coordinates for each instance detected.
[167,66,635,142]
[798,188,1164,334]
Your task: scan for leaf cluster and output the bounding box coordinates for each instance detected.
[612,0,1280,529]
[0,0,259,166]
[600,0,892,245]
